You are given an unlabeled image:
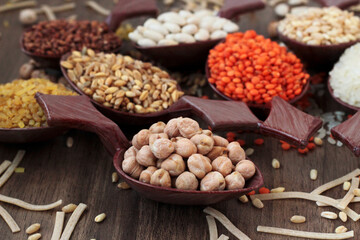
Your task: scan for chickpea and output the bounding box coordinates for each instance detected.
[213,135,229,147]
[134,129,151,149]
[161,154,185,177]
[175,171,199,190]
[190,134,214,155]
[19,9,38,25]
[187,154,212,179]
[149,121,166,133]
[122,156,144,179]
[136,145,156,167]
[212,156,233,177]
[200,171,226,191]
[164,117,182,137]
[207,146,228,161]
[150,169,171,188]
[227,141,245,164]
[177,118,200,138]
[235,160,256,180]
[174,138,197,158]
[225,171,245,190]
[124,146,137,159]
[149,133,168,146]
[202,129,213,137]
[139,166,157,183]
[151,138,175,159]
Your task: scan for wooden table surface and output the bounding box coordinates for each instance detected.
[1,1,359,239]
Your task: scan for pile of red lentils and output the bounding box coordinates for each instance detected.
[207,30,310,104]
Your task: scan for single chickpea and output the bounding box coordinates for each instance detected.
[213,135,229,147]
[149,133,168,146]
[136,145,156,167]
[124,146,137,159]
[190,134,214,155]
[177,118,200,138]
[151,138,175,159]
[132,129,150,150]
[161,154,185,177]
[150,169,171,188]
[200,171,226,191]
[202,129,213,137]
[122,156,144,179]
[139,166,157,183]
[212,156,233,177]
[174,138,197,158]
[235,160,256,180]
[19,9,38,25]
[175,171,199,190]
[207,146,228,161]
[149,121,166,133]
[164,117,182,137]
[187,154,212,179]
[225,171,245,190]
[227,141,245,164]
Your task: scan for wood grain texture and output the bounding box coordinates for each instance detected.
[1,1,359,239]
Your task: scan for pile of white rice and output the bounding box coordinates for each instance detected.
[329,43,360,107]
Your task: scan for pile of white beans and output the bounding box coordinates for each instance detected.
[129,10,239,47]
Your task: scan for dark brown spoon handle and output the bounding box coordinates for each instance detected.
[106,0,158,31]
[35,93,130,156]
[172,96,262,131]
[219,0,266,19]
[331,111,360,157]
[259,96,323,148]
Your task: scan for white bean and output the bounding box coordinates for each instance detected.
[143,29,164,42]
[179,10,192,19]
[212,18,227,31]
[195,9,214,18]
[175,33,195,43]
[137,26,146,34]
[159,12,186,26]
[137,38,156,47]
[211,30,227,39]
[200,16,217,31]
[128,31,143,42]
[182,24,198,35]
[194,29,210,41]
[147,23,169,36]
[186,15,200,25]
[144,18,160,28]
[163,22,181,33]
[158,12,178,22]
[158,39,178,46]
[166,34,177,41]
[223,20,239,32]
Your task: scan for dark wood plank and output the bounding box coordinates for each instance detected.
[0,1,359,239]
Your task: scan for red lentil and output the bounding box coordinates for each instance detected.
[208,30,309,104]
[237,139,246,146]
[247,190,256,196]
[254,138,264,146]
[259,187,270,194]
[281,143,291,150]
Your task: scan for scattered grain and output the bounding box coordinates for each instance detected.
[339,211,347,222]
[117,182,131,189]
[271,187,285,193]
[321,211,338,220]
[26,223,40,234]
[94,213,106,223]
[310,169,318,180]
[272,159,280,169]
[252,198,264,209]
[238,195,249,203]
[62,203,77,213]
[335,226,347,234]
[290,215,306,223]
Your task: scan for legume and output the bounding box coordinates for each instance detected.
[0,78,76,128]
[208,31,309,104]
[62,50,184,113]
[23,20,121,57]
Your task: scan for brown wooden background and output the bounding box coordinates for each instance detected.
[0,0,359,239]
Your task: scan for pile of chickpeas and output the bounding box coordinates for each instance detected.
[122,117,256,191]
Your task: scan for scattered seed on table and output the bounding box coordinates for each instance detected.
[327,137,336,145]
[290,215,306,224]
[336,141,343,147]
[310,169,318,180]
[66,137,74,148]
[239,195,249,203]
[353,188,360,196]
[272,159,280,169]
[314,137,323,146]
[321,211,338,220]
[26,223,40,234]
[245,148,254,156]
[14,167,25,173]
[28,233,41,240]
[343,181,351,191]
[117,182,131,189]
[62,203,77,213]
[271,187,285,193]
[252,198,264,209]
[254,138,264,146]
[94,213,106,223]
[339,212,347,222]
[112,172,119,183]
[335,226,347,234]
